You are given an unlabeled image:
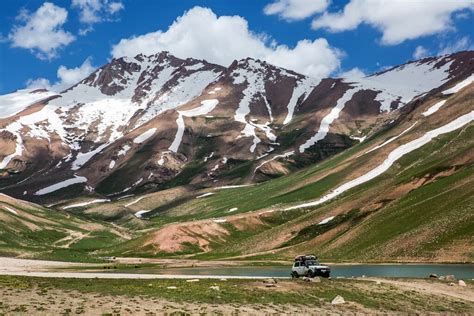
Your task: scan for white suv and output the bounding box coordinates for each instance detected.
[291,255,330,278]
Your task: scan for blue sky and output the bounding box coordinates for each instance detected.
[1,0,473,94]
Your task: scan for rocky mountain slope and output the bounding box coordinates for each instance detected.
[1,51,473,205]
[0,50,473,262]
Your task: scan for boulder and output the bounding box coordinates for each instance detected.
[331,295,345,305]
[263,278,278,284]
[313,277,321,283]
[459,280,466,287]
[446,275,456,281]
[429,274,439,279]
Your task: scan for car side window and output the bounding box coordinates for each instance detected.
[294,262,299,267]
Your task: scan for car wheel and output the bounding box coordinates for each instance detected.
[291,271,299,279]
[307,270,314,278]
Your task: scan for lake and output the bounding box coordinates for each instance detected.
[112,264,474,279]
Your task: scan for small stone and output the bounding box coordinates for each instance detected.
[331,295,345,305]
[209,286,220,291]
[186,279,200,283]
[459,280,466,287]
[439,276,446,280]
[220,278,227,281]
[265,283,277,287]
[312,276,321,283]
[376,280,381,285]
[148,283,153,287]
[166,286,177,289]
[429,274,439,279]
[449,282,455,287]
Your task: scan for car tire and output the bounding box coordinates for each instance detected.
[291,271,299,279]
[307,270,314,278]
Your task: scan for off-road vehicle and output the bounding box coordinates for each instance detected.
[291,255,330,278]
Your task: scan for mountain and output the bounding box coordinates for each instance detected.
[0,51,473,262]
[1,51,472,203]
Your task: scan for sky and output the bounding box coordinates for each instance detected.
[0,0,473,94]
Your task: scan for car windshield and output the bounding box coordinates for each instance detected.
[305,260,318,266]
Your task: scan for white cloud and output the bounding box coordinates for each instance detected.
[111,6,342,79]
[8,2,75,60]
[438,36,473,55]
[338,67,366,81]
[413,46,430,59]
[264,0,330,21]
[72,0,124,34]
[26,58,96,92]
[311,0,474,45]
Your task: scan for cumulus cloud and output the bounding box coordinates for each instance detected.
[8,2,75,60]
[311,0,474,45]
[111,6,342,79]
[26,58,96,92]
[413,46,430,59]
[264,0,330,21]
[72,0,124,34]
[338,67,366,81]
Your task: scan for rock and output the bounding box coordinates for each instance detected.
[331,295,345,305]
[265,283,277,287]
[376,281,381,285]
[209,286,220,291]
[459,280,466,287]
[220,278,227,281]
[166,286,177,289]
[186,279,200,283]
[263,278,278,284]
[302,277,311,282]
[312,277,321,283]
[446,275,456,281]
[439,276,446,280]
[429,273,439,279]
[148,283,153,287]
[449,282,455,287]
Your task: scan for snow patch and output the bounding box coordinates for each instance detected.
[442,74,474,95]
[318,216,335,225]
[35,175,87,195]
[283,77,319,125]
[133,128,157,144]
[422,100,447,117]
[286,110,474,210]
[300,87,361,153]
[366,122,417,154]
[169,99,219,152]
[134,210,151,218]
[196,192,215,199]
[2,206,18,215]
[63,199,110,210]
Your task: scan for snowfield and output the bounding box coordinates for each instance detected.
[287,110,474,210]
[0,89,56,119]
